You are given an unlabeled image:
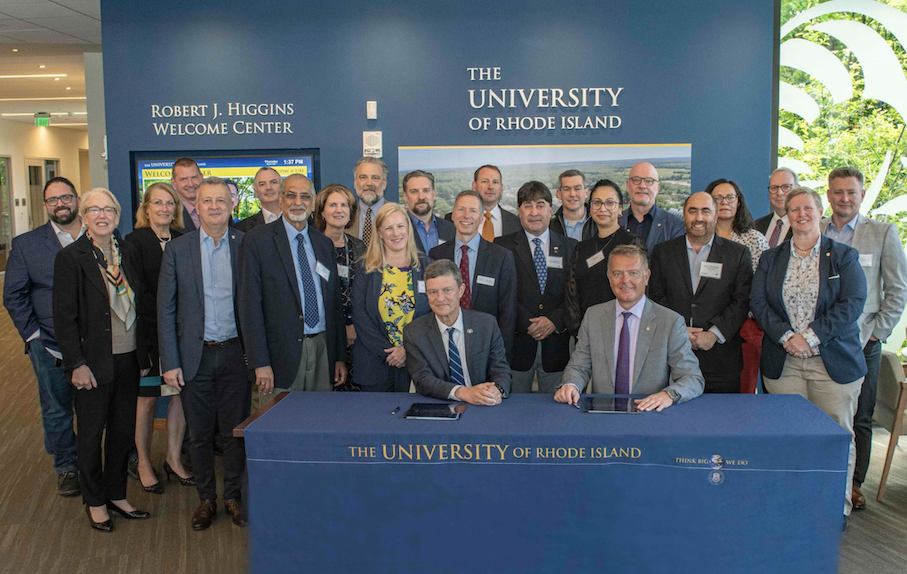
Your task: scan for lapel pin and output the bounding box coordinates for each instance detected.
[553,246,559,253]
[646,326,651,331]
[467,329,474,334]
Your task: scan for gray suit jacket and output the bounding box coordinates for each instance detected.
[158,228,244,382]
[821,214,907,345]
[403,309,512,400]
[561,298,704,402]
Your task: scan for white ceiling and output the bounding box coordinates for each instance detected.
[0,1,101,129]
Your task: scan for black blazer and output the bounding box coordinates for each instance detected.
[351,256,432,390]
[754,213,792,244]
[181,206,197,232]
[649,235,753,390]
[239,219,346,388]
[413,216,455,256]
[235,210,265,233]
[429,237,517,359]
[751,236,867,384]
[53,233,151,383]
[494,230,576,372]
[124,226,183,361]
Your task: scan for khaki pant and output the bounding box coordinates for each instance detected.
[763,355,862,515]
[252,333,331,412]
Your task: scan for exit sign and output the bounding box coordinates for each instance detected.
[35,116,50,127]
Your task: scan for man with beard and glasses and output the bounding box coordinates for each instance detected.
[4,177,83,497]
[351,157,388,248]
[401,170,454,255]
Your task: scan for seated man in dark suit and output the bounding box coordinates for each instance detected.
[649,192,752,393]
[555,244,704,411]
[404,260,511,405]
[429,190,517,358]
[236,167,282,232]
[402,169,454,254]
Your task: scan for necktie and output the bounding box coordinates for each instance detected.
[615,311,632,395]
[459,245,471,309]
[363,207,373,248]
[447,327,465,386]
[189,207,200,228]
[532,237,547,293]
[482,212,494,242]
[295,234,320,329]
[769,219,783,248]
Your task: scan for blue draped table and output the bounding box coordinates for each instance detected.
[243,393,849,574]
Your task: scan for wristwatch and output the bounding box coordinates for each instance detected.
[494,383,508,399]
[665,388,680,404]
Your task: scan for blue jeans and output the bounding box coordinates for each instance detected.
[28,339,77,473]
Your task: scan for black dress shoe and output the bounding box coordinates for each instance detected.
[163,461,196,486]
[192,500,217,531]
[106,501,151,520]
[85,505,113,532]
[224,498,248,527]
[57,470,80,497]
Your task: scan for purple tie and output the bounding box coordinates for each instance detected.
[615,311,632,394]
[769,219,783,248]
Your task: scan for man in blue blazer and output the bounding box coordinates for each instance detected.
[3,177,82,497]
[404,260,511,404]
[430,190,517,359]
[617,161,684,254]
[239,174,347,398]
[158,177,248,531]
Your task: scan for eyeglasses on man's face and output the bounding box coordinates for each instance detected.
[44,194,77,206]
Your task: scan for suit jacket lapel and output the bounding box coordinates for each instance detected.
[770,242,792,324]
[273,223,303,311]
[633,301,657,388]
[427,319,450,380]
[472,240,489,304]
[188,232,204,299]
[851,214,868,250]
[42,221,62,256]
[513,232,540,294]
[602,303,617,385]
[546,233,564,292]
[816,236,832,315]
[78,241,108,298]
[229,231,242,295]
[674,239,694,296]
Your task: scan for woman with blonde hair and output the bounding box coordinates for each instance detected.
[351,202,431,391]
[124,183,194,494]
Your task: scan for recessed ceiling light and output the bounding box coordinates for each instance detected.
[54,77,60,81]
[11,48,18,52]
[0,96,86,101]
[0,74,67,79]
[51,123,87,126]
[65,87,71,90]
[1,113,34,117]
[39,65,45,69]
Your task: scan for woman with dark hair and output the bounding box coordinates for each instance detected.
[565,179,642,335]
[314,184,367,388]
[124,182,194,493]
[707,179,769,394]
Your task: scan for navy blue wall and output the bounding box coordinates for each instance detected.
[101,0,774,231]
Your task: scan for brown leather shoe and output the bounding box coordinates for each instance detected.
[191,500,217,531]
[852,486,866,511]
[224,498,248,527]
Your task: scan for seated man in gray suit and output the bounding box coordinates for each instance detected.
[555,244,704,411]
[404,260,511,406]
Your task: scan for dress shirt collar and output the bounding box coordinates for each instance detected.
[199,225,229,246]
[486,204,501,222]
[435,308,465,337]
[50,220,83,244]
[684,233,715,252]
[456,232,482,253]
[261,207,280,224]
[282,215,310,242]
[616,295,647,320]
[769,212,789,226]
[829,215,858,233]
[409,211,436,231]
[524,228,550,247]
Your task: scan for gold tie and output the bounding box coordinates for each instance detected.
[482,212,494,242]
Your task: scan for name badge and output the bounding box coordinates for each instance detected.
[586,251,605,268]
[337,264,350,279]
[476,275,495,286]
[417,280,426,293]
[859,253,873,267]
[700,262,723,280]
[547,256,563,269]
[315,261,331,281]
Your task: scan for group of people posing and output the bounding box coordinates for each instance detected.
[5,156,904,534]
